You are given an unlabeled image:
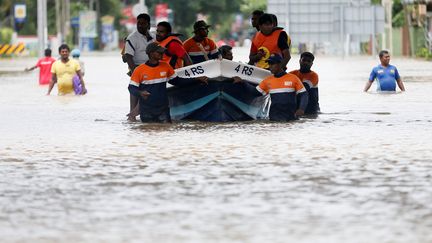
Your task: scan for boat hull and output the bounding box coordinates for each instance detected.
[168,80,269,122]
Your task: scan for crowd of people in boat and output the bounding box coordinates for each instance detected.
[26,10,405,123]
[121,11,322,122]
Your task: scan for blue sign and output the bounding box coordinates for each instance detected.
[71,17,80,28]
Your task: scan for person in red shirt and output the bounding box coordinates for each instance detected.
[128,43,208,122]
[156,21,192,69]
[25,48,56,85]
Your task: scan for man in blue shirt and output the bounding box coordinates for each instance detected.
[364,50,405,92]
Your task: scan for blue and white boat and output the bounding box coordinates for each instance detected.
[168,59,271,122]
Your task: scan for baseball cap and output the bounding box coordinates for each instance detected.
[193,20,211,32]
[71,49,81,57]
[146,42,166,54]
[266,54,282,64]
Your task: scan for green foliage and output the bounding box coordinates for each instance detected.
[392,0,404,28]
[240,0,266,15]
[0,27,13,43]
[415,47,432,60]
[146,0,242,38]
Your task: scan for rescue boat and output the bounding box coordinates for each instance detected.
[168,59,271,122]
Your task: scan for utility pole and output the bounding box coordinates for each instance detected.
[37,0,48,57]
[56,0,70,44]
[382,0,393,53]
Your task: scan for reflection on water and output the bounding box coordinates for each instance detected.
[1,53,432,242]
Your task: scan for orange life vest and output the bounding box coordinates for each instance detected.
[252,29,284,69]
[158,35,184,69]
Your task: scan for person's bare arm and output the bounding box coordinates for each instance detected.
[124,54,137,73]
[182,54,193,67]
[47,73,57,95]
[25,65,37,71]
[364,80,373,92]
[281,48,291,68]
[396,78,405,91]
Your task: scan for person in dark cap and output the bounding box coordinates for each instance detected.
[234,54,308,121]
[219,45,233,60]
[248,13,291,69]
[183,20,220,64]
[289,52,320,114]
[128,43,208,123]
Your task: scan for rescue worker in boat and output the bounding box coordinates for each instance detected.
[251,10,264,32]
[156,21,193,69]
[234,54,308,121]
[248,13,291,70]
[128,43,208,123]
[183,20,220,64]
[289,52,320,114]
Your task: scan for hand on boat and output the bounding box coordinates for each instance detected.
[197,76,209,84]
[140,90,151,99]
[295,109,304,116]
[232,76,242,83]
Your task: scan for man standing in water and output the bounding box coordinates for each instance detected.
[234,54,308,121]
[129,43,208,123]
[25,48,56,85]
[289,52,320,114]
[123,13,155,121]
[47,44,86,96]
[364,50,405,92]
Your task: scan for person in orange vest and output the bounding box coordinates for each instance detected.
[156,21,192,69]
[183,20,220,64]
[248,13,291,69]
[234,54,308,121]
[289,52,320,114]
[128,43,208,123]
[25,48,56,85]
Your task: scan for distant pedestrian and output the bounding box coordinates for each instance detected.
[71,49,86,95]
[71,49,85,76]
[183,20,220,64]
[364,50,405,92]
[123,13,155,121]
[25,48,56,85]
[47,44,87,96]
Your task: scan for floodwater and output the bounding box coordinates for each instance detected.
[1,48,432,243]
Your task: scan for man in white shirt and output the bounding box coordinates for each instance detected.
[123,13,155,121]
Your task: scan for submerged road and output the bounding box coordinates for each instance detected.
[1,48,432,242]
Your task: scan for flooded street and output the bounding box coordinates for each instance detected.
[1,49,432,243]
